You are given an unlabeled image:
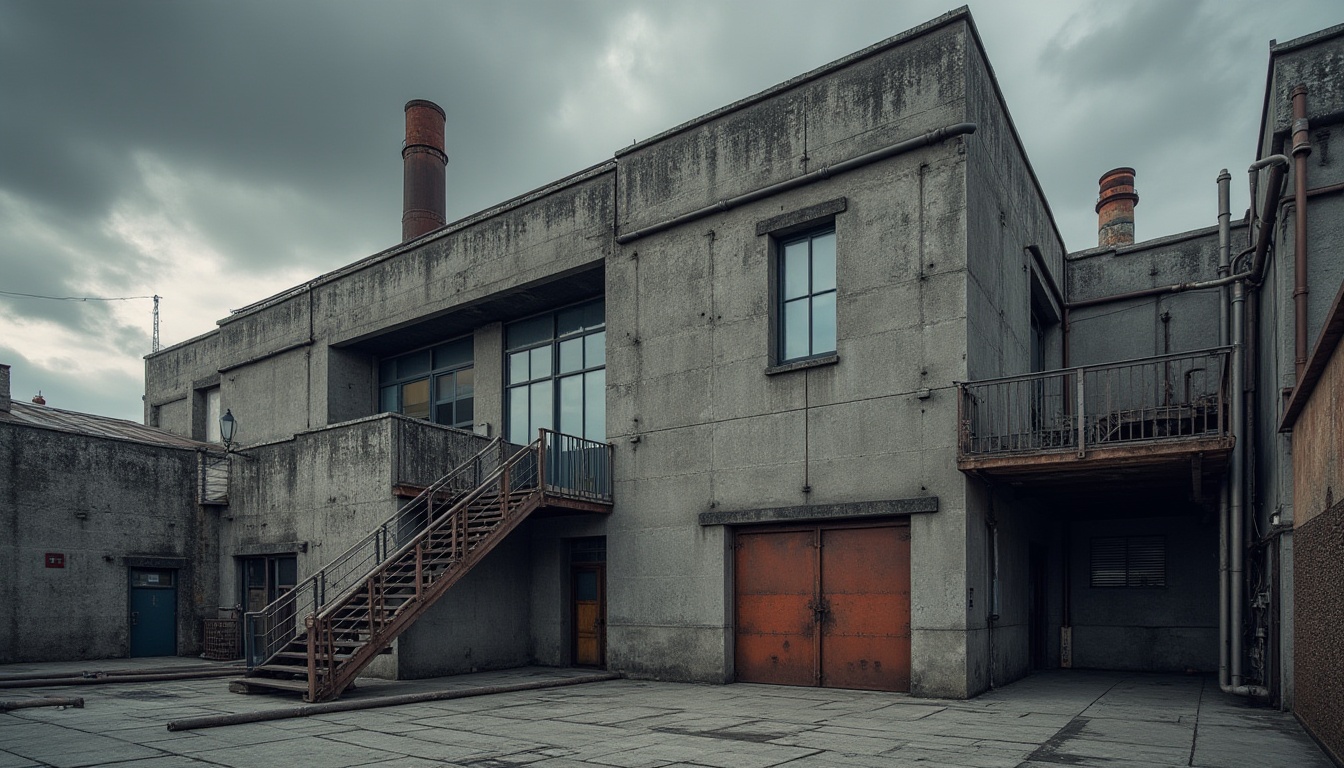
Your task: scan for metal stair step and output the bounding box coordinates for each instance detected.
[230,677,311,695]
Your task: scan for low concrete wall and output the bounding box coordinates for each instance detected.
[0,424,212,662]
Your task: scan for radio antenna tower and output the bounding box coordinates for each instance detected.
[152,295,161,352]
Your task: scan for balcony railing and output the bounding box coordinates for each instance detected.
[957,347,1231,462]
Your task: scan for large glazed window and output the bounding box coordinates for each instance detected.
[779,228,837,362]
[378,337,474,429]
[506,298,605,445]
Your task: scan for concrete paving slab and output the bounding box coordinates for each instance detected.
[0,664,1333,767]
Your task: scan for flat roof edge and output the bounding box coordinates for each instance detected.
[614,7,971,159]
[220,160,617,325]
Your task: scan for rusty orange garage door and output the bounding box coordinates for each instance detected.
[734,522,910,691]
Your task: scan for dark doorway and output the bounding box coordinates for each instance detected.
[129,568,177,657]
[239,554,298,612]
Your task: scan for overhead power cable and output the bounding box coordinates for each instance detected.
[0,291,163,351]
[0,290,155,301]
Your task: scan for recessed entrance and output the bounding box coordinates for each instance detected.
[734,521,911,691]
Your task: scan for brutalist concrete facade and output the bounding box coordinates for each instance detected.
[121,8,1344,715]
[140,9,1063,698]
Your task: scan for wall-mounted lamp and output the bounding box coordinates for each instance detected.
[220,409,238,450]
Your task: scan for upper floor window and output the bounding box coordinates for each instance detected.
[379,337,474,429]
[506,299,605,445]
[779,228,836,362]
[204,387,222,443]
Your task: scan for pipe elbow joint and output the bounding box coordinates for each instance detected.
[1248,154,1291,173]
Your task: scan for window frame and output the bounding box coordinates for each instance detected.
[758,198,845,373]
[776,227,837,364]
[504,298,606,445]
[377,336,475,430]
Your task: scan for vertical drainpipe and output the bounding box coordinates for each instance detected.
[1229,245,1248,690]
[1217,170,1231,691]
[1291,86,1311,381]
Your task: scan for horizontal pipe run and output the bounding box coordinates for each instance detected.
[167,672,622,731]
[0,696,84,712]
[615,123,977,244]
[0,664,241,683]
[0,669,238,689]
[1067,249,1256,310]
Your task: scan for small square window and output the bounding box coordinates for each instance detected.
[777,228,837,363]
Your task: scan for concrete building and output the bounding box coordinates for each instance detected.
[5,8,1342,757]
[0,364,221,663]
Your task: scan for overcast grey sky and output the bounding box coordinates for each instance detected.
[1,0,1339,421]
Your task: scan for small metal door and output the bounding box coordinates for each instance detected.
[129,569,177,657]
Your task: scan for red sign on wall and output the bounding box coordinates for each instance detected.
[45,553,65,568]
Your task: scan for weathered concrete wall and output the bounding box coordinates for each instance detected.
[1067,227,1231,367]
[607,15,975,694]
[145,330,222,437]
[1253,29,1344,540]
[1067,514,1218,672]
[221,414,503,677]
[398,529,532,678]
[960,24,1069,697]
[0,424,213,662]
[146,168,613,447]
[963,36,1067,382]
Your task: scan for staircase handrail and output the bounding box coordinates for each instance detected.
[243,435,506,667]
[313,436,540,623]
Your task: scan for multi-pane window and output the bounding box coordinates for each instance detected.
[1090,536,1166,588]
[379,337,474,429]
[506,299,605,445]
[779,228,837,362]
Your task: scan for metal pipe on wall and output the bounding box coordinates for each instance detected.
[1217,170,1232,690]
[1291,86,1312,380]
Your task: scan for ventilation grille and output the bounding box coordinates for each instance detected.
[1091,536,1166,588]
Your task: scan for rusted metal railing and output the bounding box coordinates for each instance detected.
[243,428,614,702]
[243,437,508,669]
[540,429,614,503]
[957,347,1231,460]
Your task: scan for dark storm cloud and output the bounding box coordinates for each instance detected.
[1,0,1339,420]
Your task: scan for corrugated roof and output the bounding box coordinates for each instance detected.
[0,401,217,451]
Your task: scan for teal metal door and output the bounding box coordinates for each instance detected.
[129,569,177,657]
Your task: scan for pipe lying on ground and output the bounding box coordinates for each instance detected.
[167,672,622,731]
[1,696,84,712]
[0,664,241,684]
[0,669,239,690]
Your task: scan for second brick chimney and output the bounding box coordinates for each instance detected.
[1096,167,1139,247]
[402,99,447,242]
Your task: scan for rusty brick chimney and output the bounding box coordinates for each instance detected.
[1096,167,1139,248]
[402,99,447,242]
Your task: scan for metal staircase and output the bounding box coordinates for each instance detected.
[234,430,612,702]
